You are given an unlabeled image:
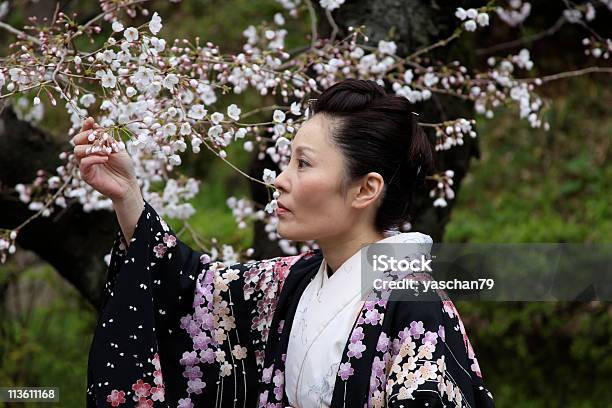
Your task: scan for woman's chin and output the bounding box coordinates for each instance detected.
[276,223,289,239]
[276,220,299,241]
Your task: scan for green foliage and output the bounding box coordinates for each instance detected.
[0,1,609,406]
[0,263,96,408]
[167,141,256,252]
[445,79,612,244]
[458,301,612,407]
[443,78,612,407]
[149,0,309,52]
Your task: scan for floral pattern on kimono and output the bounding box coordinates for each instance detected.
[87,200,494,408]
[331,277,494,408]
[87,200,318,407]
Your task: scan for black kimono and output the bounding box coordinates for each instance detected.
[86,201,495,408]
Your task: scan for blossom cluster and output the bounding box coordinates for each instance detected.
[0,0,609,263]
[563,3,597,24]
[455,7,490,32]
[582,37,612,59]
[496,1,532,27]
[431,119,477,152]
[429,170,456,209]
[226,196,264,230]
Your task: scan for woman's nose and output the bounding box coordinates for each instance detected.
[273,170,289,193]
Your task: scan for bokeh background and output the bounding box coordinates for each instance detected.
[0,0,610,407]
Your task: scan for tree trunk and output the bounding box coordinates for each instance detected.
[0,107,116,308]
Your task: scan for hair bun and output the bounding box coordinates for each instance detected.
[313,79,386,114]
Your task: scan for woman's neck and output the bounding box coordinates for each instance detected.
[317,228,385,277]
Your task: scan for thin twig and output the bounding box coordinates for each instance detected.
[51,2,61,27]
[201,138,269,187]
[12,175,74,233]
[412,84,471,101]
[240,105,290,119]
[0,81,53,99]
[68,0,150,41]
[561,0,606,42]
[51,54,85,119]
[325,9,339,43]
[277,30,360,70]
[476,16,566,55]
[231,120,275,127]
[183,221,211,253]
[305,0,318,49]
[530,66,612,83]
[405,30,461,61]
[0,21,42,45]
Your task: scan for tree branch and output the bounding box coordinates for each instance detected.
[0,21,42,45]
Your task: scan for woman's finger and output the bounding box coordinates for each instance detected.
[71,129,98,146]
[79,155,109,178]
[73,144,110,161]
[80,117,94,132]
[71,119,101,146]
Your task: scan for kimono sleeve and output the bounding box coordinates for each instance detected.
[87,200,210,407]
[384,295,495,408]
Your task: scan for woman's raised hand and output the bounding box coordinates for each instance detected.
[72,117,139,202]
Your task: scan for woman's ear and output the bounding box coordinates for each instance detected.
[351,172,384,210]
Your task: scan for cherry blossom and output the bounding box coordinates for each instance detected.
[227,104,241,121]
[320,0,346,12]
[112,21,124,32]
[263,169,277,185]
[496,1,532,27]
[272,109,286,123]
[149,12,162,35]
[124,27,139,42]
[0,0,609,265]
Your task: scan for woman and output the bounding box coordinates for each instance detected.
[77,79,494,407]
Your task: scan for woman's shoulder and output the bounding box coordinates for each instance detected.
[196,248,323,296]
[208,247,322,273]
[387,279,463,322]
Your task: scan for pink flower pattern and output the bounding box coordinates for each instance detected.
[106,389,125,407]
[104,352,164,407]
[91,201,493,408]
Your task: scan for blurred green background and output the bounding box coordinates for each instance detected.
[1,0,610,407]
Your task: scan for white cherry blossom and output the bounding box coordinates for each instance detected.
[124,27,139,42]
[112,21,124,32]
[320,0,345,11]
[149,12,163,35]
[188,104,207,120]
[227,104,241,121]
[273,109,285,123]
[464,20,477,32]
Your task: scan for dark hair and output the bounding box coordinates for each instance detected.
[311,78,434,232]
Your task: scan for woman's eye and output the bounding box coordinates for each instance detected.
[298,159,309,168]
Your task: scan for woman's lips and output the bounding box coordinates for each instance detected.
[276,201,291,215]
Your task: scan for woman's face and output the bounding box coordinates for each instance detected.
[273,114,356,242]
